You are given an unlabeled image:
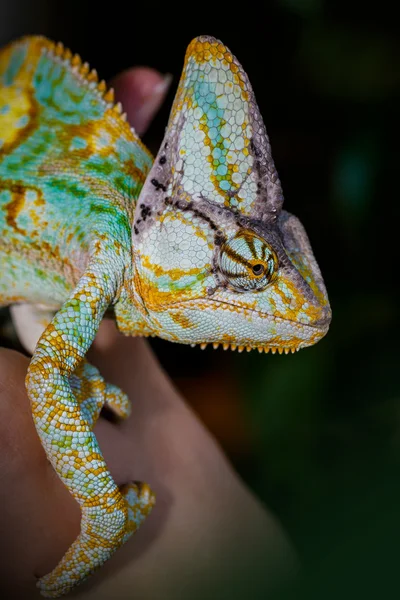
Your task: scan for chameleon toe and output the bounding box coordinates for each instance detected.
[104,383,132,420]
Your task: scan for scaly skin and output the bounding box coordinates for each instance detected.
[0,35,331,596]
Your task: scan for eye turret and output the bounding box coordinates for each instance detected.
[218,230,278,292]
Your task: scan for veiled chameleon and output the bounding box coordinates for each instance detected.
[0,35,331,596]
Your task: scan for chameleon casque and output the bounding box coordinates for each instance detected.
[0,34,331,596]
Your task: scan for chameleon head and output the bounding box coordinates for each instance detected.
[128,36,331,353]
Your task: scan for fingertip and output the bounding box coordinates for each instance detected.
[111,67,171,135]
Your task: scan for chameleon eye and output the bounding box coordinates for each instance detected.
[218,231,278,292]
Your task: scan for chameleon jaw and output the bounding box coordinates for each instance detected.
[136,301,330,354]
[187,318,330,353]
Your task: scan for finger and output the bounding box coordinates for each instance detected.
[0,349,46,473]
[0,349,80,596]
[111,67,171,135]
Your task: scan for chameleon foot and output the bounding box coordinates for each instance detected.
[70,359,131,427]
[37,482,155,598]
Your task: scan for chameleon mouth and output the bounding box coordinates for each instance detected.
[190,342,299,354]
[141,332,301,353]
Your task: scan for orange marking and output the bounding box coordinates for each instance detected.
[141,254,209,282]
[3,184,26,235]
[169,312,195,329]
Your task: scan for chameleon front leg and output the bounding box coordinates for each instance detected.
[25,261,154,598]
[11,303,131,420]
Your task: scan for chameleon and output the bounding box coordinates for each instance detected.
[0,34,331,596]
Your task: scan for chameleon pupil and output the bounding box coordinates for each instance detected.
[252,263,264,276]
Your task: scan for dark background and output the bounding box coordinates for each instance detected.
[1,1,399,598]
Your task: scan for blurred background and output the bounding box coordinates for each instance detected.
[0,0,399,598]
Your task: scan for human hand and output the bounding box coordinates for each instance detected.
[0,66,296,600]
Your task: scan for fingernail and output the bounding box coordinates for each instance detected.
[151,73,173,99]
[135,74,172,134]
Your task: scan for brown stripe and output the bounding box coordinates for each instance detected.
[246,237,258,259]
[223,246,252,268]
[221,270,246,278]
[261,244,267,261]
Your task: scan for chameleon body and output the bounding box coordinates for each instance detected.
[0,35,331,596]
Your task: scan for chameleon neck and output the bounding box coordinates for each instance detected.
[113,270,154,337]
